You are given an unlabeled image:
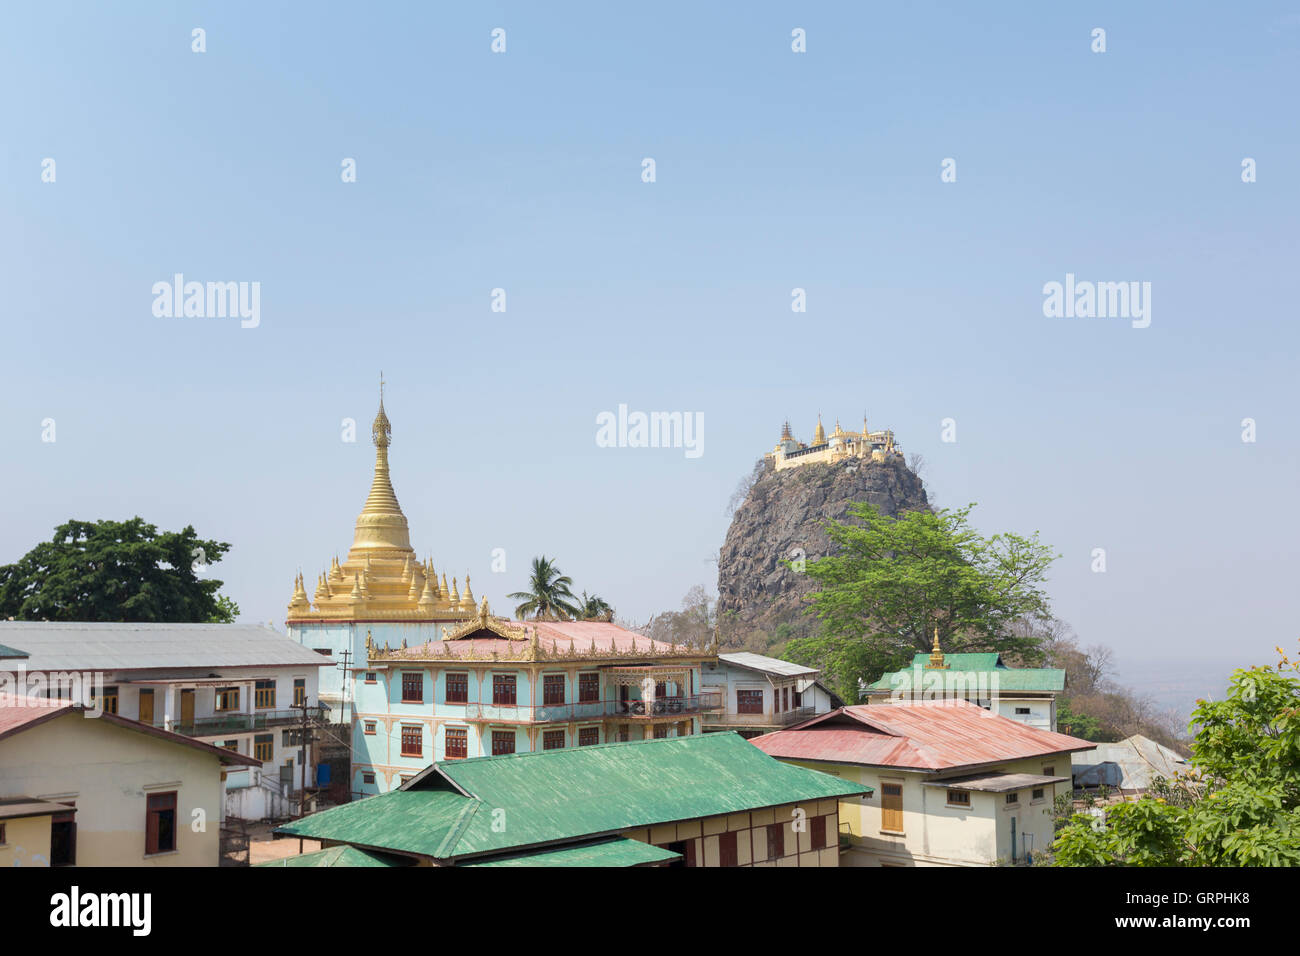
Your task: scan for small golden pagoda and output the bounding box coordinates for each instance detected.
[287,380,477,623]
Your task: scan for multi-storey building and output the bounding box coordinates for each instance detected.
[0,621,328,818]
[701,652,839,738]
[351,602,721,794]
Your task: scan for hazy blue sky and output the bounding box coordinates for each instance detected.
[2,3,1297,688]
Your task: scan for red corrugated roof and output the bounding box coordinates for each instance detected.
[751,699,1095,772]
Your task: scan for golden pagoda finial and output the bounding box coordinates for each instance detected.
[451,576,461,603]
[462,573,475,609]
[349,378,412,554]
[813,414,826,446]
[926,625,948,670]
[780,420,793,442]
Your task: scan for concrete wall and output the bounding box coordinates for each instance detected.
[784,754,1067,867]
[0,711,225,866]
[0,814,53,867]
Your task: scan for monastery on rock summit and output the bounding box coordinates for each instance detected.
[764,415,904,472]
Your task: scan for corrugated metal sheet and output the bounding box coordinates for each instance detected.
[920,772,1070,793]
[717,652,819,679]
[386,619,686,659]
[0,622,331,671]
[277,732,870,861]
[864,653,1065,692]
[463,837,680,867]
[253,845,403,867]
[752,700,1095,771]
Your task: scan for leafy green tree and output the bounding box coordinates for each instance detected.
[0,518,238,623]
[578,591,614,621]
[1056,698,1104,740]
[508,555,581,621]
[1052,647,1300,866]
[784,503,1058,702]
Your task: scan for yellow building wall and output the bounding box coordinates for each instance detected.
[622,799,841,867]
[0,712,224,866]
[0,814,53,867]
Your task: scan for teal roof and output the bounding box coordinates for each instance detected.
[462,837,679,868]
[0,643,29,660]
[865,653,1065,692]
[253,845,405,867]
[276,732,870,863]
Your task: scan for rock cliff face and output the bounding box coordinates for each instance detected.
[716,456,929,649]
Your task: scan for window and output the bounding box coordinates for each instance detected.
[145,792,177,855]
[810,814,827,849]
[401,672,423,703]
[365,672,377,684]
[445,727,468,759]
[1041,765,1055,777]
[215,687,240,712]
[783,687,790,711]
[293,678,306,707]
[881,782,904,833]
[792,689,803,708]
[98,686,119,714]
[445,672,468,703]
[491,731,515,755]
[719,830,738,867]
[578,727,599,746]
[1031,788,1045,801]
[946,789,971,807]
[578,673,600,703]
[773,688,781,714]
[281,729,305,747]
[401,725,422,757]
[655,681,669,699]
[617,725,630,743]
[492,674,517,706]
[221,740,239,751]
[653,724,668,739]
[767,822,784,860]
[1014,706,1030,715]
[543,674,565,705]
[737,690,763,715]
[1005,791,1019,806]
[543,730,565,750]
[363,720,376,735]
[253,734,274,761]
[138,688,154,724]
[362,772,376,785]
[255,679,276,709]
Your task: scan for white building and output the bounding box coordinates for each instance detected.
[701,652,838,738]
[754,700,1096,866]
[0,622,330,821]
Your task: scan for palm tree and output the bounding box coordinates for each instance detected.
[578,591,614,622]
[508,556,582,621]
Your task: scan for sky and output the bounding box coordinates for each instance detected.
[2,2,1297,696]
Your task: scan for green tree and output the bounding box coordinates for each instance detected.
[1052,647,1300,866]
[0,518,238,623]
[1056,698,1104,740]
[508,555,581,621]
[578,591,614,621]
[785,503,1058,702]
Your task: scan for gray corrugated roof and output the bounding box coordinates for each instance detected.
[717,652,819,679]
[0,622,329,671]
[922,772,1069,793]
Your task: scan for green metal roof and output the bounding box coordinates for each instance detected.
[253,845,405,867]
[276,732,870,862]
[865,653,1065,692]
[462,837,680,868]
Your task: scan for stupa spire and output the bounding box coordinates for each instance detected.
[351,373,413,553]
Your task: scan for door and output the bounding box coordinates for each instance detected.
[138,689,154,725]
[50,808,76,866]
[180,689,195,728]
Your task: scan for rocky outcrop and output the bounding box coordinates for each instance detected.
[716,456,929,649]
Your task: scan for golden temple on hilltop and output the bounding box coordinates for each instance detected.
[764,414,903,472]
[286,382,477,623]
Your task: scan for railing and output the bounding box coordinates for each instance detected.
[462,692,723,723]
[169,706,328,737]
[706,706,816,727]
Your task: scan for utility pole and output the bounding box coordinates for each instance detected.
[294,697,313,853]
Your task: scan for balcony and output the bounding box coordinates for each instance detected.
[462,692,723,724]
[169,706,328,737]
[705,705,817,728]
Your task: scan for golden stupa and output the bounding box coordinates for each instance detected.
[287,379,477,622]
